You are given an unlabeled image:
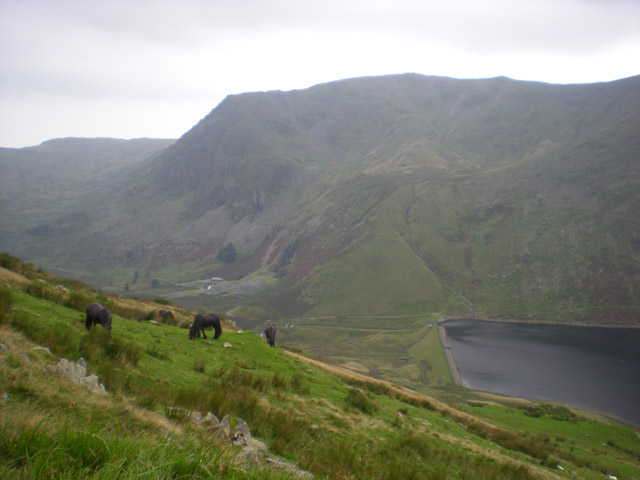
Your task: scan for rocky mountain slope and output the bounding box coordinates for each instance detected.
[1,74,639,324]
[0,137,173,256]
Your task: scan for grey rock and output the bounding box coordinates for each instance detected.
[236,447,314,479]
[216,415,233,441]
[232,418,251,446]
[203,411,220,427]
[246,437,268,451]
[50,358,107,395]
[215,415,252,446]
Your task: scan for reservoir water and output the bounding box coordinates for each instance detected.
[443,319,640,425]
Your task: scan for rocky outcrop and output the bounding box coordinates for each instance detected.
[179,409,314,479]
[49,357,107,395]
[236,445,314,480]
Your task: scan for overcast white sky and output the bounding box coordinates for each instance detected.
[1,0,638,148]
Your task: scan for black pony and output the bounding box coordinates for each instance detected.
[189,313,221,340]
[85,303,112,330]
[264,323,277,347]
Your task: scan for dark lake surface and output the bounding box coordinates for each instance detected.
[443,319,640,425]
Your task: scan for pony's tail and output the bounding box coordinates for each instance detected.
[213,317,222,339]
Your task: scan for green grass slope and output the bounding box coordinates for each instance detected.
[1,255,638,479]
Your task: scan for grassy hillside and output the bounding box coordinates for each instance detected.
[1,255,639,479]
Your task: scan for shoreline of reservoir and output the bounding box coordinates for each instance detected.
[437,315,639,388]
[441,318,640,425]
[438,323,462,385]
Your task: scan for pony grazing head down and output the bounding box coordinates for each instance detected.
[264,323,277,347]
[188,322,199,340]
[85,303,112,331]
[188,313,222,340]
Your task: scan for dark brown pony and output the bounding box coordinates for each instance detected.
[189,313,221,340]
[85,303,112,330]
[264,323,277,347]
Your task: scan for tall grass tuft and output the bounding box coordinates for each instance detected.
[23,282,65,305]
[145,346,170,361]
[345,387,379,414]
[11,309,80,357]
[289,373,310,395]
[153,298,172,306]
[399,394,436,411]
[0,416,231,479]
[465,420,551,461]
[81,328,142,366]
[347,377,395,396]
[193,359,206,373]
[97,298,157,322]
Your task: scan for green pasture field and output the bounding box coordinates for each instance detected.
[277,314,454,391]
[1,257,639,479]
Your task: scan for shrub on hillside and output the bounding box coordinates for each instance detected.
[524,403,580,422]
[65,292,92,311]
[217,243,237,263]
[0,253,40,279]
[60,278,96,293]
[22,283,65,305]
[0,253,22,272]
[0,285,12,325]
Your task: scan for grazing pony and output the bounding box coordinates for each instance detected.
[158,309,175,320]
[264,323,277,347]
[189,313,221,340]
[85,303,112,330]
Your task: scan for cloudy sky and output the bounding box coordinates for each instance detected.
[1,0,638,148]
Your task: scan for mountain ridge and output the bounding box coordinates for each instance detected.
[1,73,639,325]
